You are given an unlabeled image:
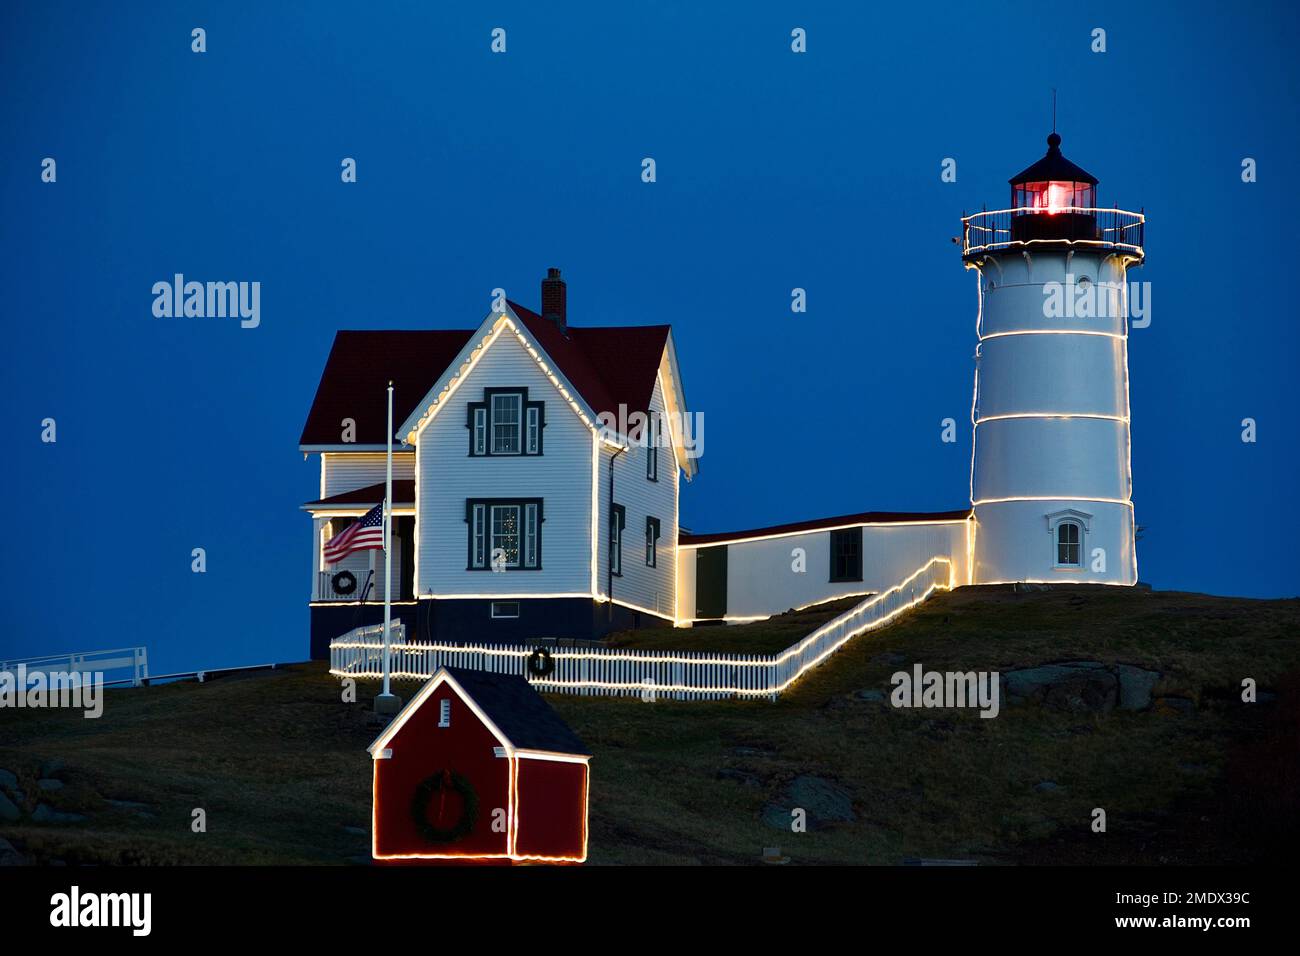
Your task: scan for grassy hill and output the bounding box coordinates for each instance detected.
[2,585,1297,865]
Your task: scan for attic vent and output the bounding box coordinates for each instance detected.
[438,698,451,728]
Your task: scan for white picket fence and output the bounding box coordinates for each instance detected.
[1,646,149,688]
[330,557,952,701]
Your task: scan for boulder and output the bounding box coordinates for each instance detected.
[762,775,855,831]
[0,838,28,867]
[1034,781,1062,793]
[1117,664,1161,710]
[1154,696,1195,716]
[32,804,86,824]
[0,791,20,823]
[1002,662,1117,713]
[39,759,65,777]
[36,779,64,792]
[0,769,18,791]
[716,769,761,788]
[855,689,886,703]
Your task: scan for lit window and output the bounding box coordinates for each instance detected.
[438,698,451,728]
[467,499,542,570]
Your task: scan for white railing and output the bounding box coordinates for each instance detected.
[330,557,952,701]
[1,646,149,688]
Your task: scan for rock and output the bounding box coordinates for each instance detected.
[0,769,18,791]
[39,759,65,777]
[36,779,64,792]
[0,838,28,866]
[729,746,775,759]
[1034,781,1062,793]
[716,769,761,788]
[855,689,886,703]
[32,804,86,824]
[1154,696,1195,716]
[871,652,907,668]
[0,791,20,823]
[341,825,367,836]
[106,799,151,810]
[762,775,855,831]
[1002,662,1117,713]
[1117,664,1161,710]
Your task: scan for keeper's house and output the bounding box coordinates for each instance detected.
[301,270,973,656]
[301,269,695,656]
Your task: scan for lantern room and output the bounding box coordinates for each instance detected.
[1008,132,1099,243]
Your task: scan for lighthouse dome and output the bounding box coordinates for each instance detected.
[1010,132,1097,213]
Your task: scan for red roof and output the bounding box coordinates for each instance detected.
[304,480,415,509]
[299,331,472,446]
[678,509,973,546]
[299,307,671,447]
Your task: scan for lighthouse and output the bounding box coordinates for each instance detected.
[961,133,1145,586]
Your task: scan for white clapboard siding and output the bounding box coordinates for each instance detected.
[322,452,415,498]
[597,375,677,619]
[681,520,969,621]
[417,329,594,596]
[331,557,951,700]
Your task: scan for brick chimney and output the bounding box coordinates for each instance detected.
[541,267,567,334]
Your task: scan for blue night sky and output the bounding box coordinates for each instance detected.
[2,1,1297,673]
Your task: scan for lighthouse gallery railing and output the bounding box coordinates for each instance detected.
[962,206,1144,258]
[329,556,953,701]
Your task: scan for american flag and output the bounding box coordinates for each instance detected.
[324,502,385,564]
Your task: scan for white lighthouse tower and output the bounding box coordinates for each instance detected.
[961,133,1145,586]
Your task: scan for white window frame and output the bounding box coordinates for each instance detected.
[611,505,625,577]
[470,503,487,569]
[472,407,487,456]
[645,516,659,568]
[646,413,658,481]
[1046,509,1092,570]
[490,601,520,619]
[491,392,523,455]
[526,406,540,454]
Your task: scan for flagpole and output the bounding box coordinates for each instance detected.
[376,380,400,715]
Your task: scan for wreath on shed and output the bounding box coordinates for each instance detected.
[527,647,555,678]
[411,769,479,844]
[331,570,358,596]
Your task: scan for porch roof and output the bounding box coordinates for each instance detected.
[302,480,415,511]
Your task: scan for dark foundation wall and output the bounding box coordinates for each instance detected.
[310,598,671,660]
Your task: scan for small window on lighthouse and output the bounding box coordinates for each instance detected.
[1056,522,1082,567]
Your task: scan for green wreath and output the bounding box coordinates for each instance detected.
[410,769,479,844]
[527,647,555,677]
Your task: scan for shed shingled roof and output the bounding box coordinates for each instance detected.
[442,667,588,756]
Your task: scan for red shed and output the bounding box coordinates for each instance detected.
[368,666,590,864]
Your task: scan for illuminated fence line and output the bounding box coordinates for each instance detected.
[330,558,952,701]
